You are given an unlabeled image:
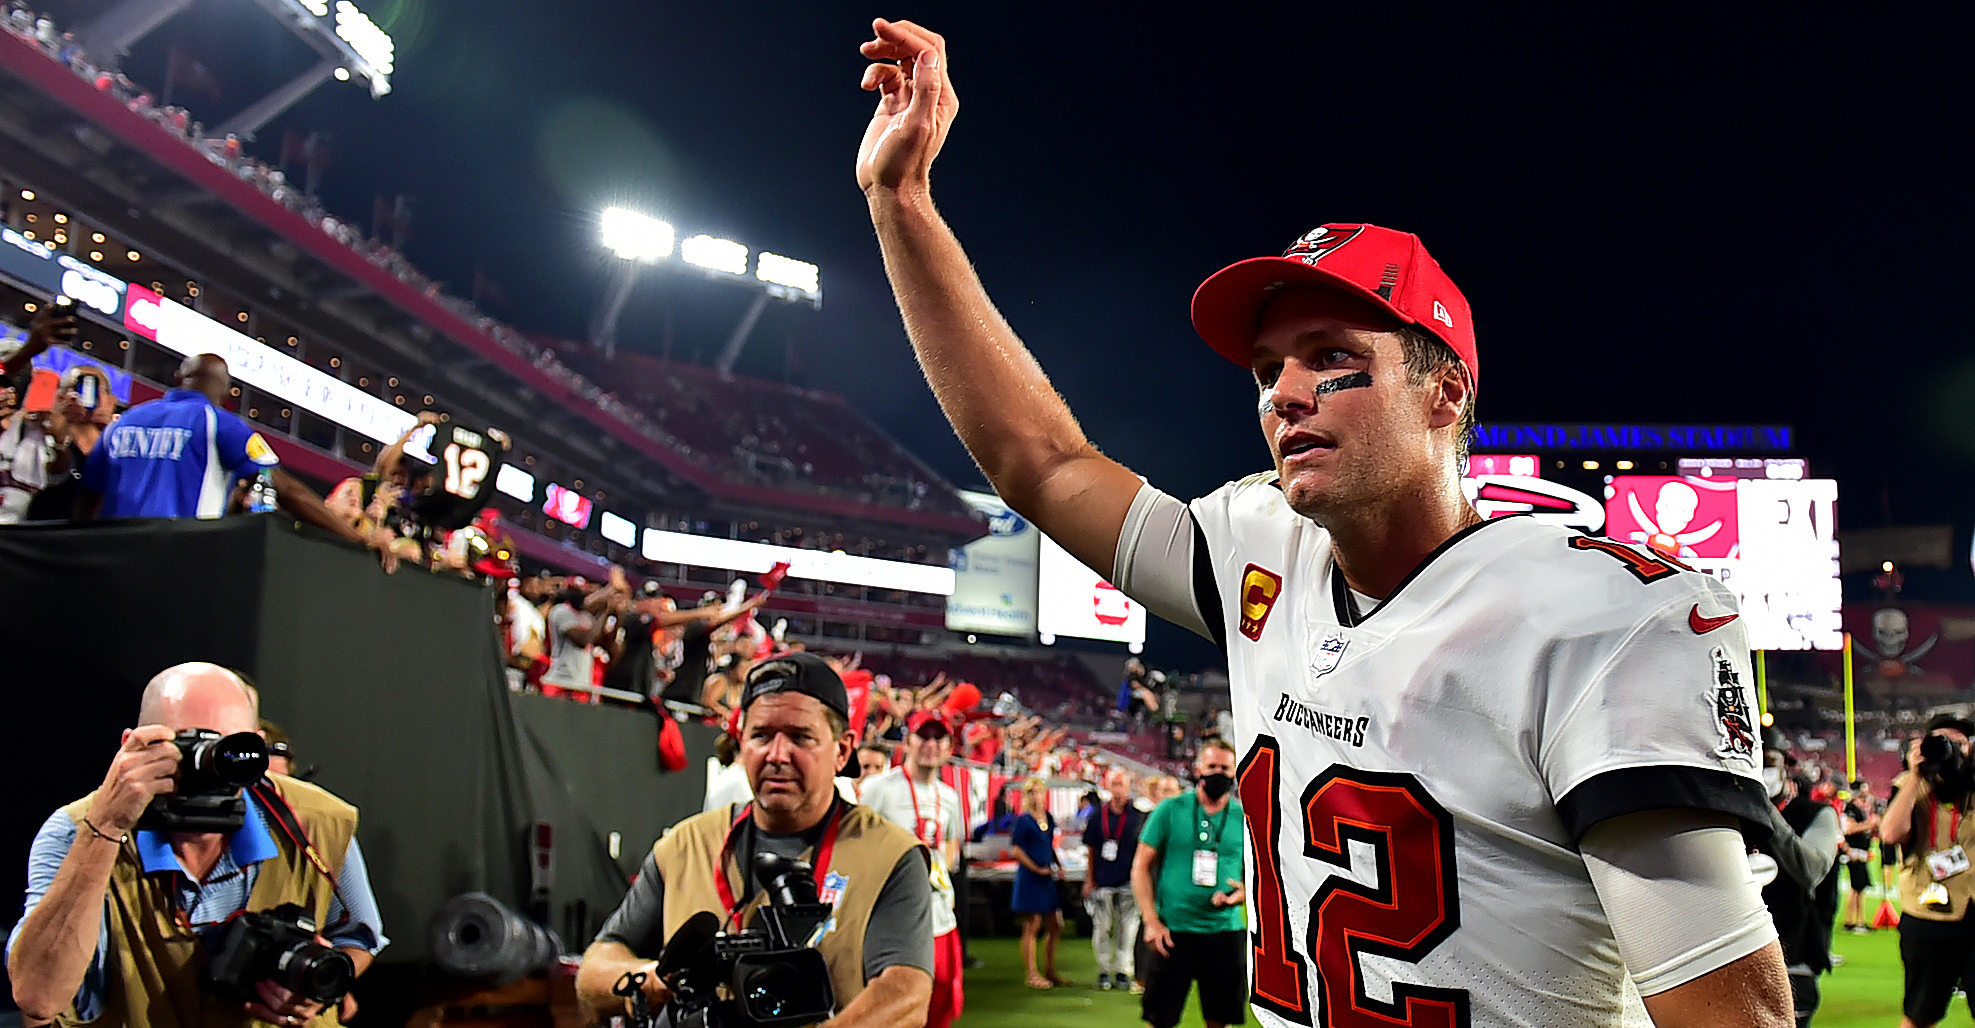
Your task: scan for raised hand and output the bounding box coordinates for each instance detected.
[856,18,957,195]
[92,726,181,835]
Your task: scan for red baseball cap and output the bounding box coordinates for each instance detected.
[1191,224,1477,385]
[906,710,954,739]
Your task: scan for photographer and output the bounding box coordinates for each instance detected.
[577,652,934,1028]
[6,662,386,1026]
[1881,713,1975,1028]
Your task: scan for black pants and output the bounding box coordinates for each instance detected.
[1900,912,1975,1025]
[1789,970,1818,1028]
[1140,929,1247,1028]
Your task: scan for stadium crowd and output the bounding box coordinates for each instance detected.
[0,1,971,516]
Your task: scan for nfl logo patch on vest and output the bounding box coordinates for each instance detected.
[820,870,848,907]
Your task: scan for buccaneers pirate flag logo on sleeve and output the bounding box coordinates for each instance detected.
[1710,646,1757,767]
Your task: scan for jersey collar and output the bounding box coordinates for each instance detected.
[1330,515,1522,627]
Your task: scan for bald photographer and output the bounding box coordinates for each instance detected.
[6,662,386,1027]
[577,652,934,1028]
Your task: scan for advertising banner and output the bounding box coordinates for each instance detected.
[945,489,1039,636]
[1036,532,1147,648]
[1605,475,1840,650]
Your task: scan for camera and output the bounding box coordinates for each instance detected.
[136,729,269,833]
[666,852,836,1028]
[203,903,355,1005]
[1920,733,1973,797]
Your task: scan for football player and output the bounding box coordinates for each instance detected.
[854,18,1789,1028]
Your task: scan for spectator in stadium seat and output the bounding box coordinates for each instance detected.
[541,577,625,703]
[855,743,893,795]
[76,354,393,567]
[0,377,51,524]
[499,579,546,692]
[24,365,116,523]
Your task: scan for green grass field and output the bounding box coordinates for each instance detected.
[956,877,1956,1028]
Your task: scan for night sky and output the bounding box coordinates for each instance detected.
[69,1,1975,660]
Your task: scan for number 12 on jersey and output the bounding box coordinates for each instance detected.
[1238,737,1471,1027]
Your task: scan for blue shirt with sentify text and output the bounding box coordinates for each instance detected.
[81,389,278,518]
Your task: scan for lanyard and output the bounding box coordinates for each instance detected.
[1930,799,1963,849]
[1195,795,1230,847]
[713,801,844,924]
[1099,804,1128,841]
[906,772,943,848]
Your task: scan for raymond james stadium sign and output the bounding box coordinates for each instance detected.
[1470,424,1793,452]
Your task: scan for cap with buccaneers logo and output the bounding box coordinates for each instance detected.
[1190,223,1477,385]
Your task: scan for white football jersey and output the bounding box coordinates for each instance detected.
[1115,473,1769,1028]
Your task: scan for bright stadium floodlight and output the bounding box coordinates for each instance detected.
[680,235,749,276]
[600,208,675,263]
[334,1,395,74]
[755,252,820,296]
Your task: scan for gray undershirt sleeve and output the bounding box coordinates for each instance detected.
[860,849,935,981]
[1112,483,1214,640]
[594,851,666,954]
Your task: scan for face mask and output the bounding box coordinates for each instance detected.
[1200,772,1235,801]
[1763,767,1785,799]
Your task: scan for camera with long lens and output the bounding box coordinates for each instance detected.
[665,852,837,1028]
[136,729,269,834]
[202,903,355,1005]
[1920,733,1973,797]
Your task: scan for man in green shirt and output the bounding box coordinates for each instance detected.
[1132,738,1247,1028]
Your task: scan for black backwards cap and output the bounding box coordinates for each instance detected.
[740,652,849,723]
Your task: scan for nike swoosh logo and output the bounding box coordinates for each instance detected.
[1689,605,1739,634]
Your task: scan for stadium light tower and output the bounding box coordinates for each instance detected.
[588,206,822,370]
[591,207,675,359]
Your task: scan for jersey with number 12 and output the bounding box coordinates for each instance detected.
[1133,472,1769,1028]
[413,424,500,532]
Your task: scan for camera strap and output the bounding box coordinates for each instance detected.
[249,780,352,932]
[714,800,845,924]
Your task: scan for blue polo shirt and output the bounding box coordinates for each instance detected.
[81,389,278,518]
[6,792,388,1020]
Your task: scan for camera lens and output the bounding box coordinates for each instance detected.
[281,945,355,1003]
[194,732,270,788]
[742,967,792,1018]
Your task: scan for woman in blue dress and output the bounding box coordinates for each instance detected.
[1010,778,1066,988]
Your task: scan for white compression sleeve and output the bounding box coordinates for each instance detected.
[1579,808,1777,996]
